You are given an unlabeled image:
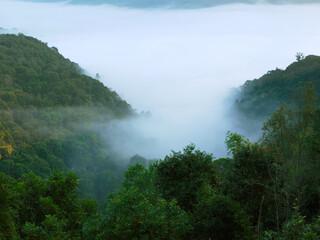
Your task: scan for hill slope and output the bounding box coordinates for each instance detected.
[0,34,133,201]
[234,55,320,120]
[0,34,131,114]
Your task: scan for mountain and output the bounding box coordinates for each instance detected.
[0,34,131,114]
[2,34,320,240]
[21,0,320,9]
[234,54,320,120]
[0,33,133,201]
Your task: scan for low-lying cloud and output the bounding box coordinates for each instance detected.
[2,0,320,158]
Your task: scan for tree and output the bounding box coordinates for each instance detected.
[0,173,18,240]
[225,131,249,157]
[296,52,305,61]
[122,163,157,200]
[22,215,68,240]
[261,84,320,221]
[129,154,148,167]
[155,144,216,212]
[99,163,192,239]
[15,171,97,239]
[0,130,14,160]
[194,195,253,240]
[222,132,284,231]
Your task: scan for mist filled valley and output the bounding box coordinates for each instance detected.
[1,0,320,239]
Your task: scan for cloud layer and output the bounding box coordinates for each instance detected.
[2,1,320,158]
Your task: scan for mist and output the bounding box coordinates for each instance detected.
[2,0,320,159]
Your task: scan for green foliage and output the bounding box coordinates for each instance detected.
[1,33,320,239]
[122,163,157,199]
[235,55,320,119]
[219,137,283,230]
[0,130,14,160]
[260,86,320,221]
[99,163,192,239]
[222,83,320,236]
[0,34,133,201]
[21,222,47,240]
[100,186,191,240]
[296,52,305,62]
[0,171,98,240]
[155,144,216,212]
[0,34,132,115]
[225,131,249,156]
[129,154,148,167]
[194,194,253,240]
[264,213,320,240]
[22,215,68,240]
[0,173,19,240]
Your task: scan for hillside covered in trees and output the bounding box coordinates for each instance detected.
[1,34,320,239]
[234,54,320,119]
[0,34,133,202]
[2,93,320,239]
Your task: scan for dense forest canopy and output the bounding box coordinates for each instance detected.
[0,34,133,202]
[234,54,320,119]
[1,33,320,239]
[0,34,131,114]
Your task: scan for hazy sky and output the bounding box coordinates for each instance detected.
[16,0,320,8]
[1,0,320,158]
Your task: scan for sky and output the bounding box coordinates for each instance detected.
[16,0,320,8]
[1,0,320,159]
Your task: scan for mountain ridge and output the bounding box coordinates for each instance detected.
[0,33,133,201]
[234,54,320,119]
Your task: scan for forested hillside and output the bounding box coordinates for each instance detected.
[235,54,320,119]
[2,97,320,239]
[0,34,131,112]
[1,34,320,239]
[0,34,133,201]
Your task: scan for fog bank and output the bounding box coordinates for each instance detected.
[2,1,320,158]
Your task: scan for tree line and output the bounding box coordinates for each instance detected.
[1,83,320,239]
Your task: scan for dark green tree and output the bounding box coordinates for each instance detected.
[194,194,253,240]
[155,144,216,212]
[0,173,18,240]
[99,163,192,239]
